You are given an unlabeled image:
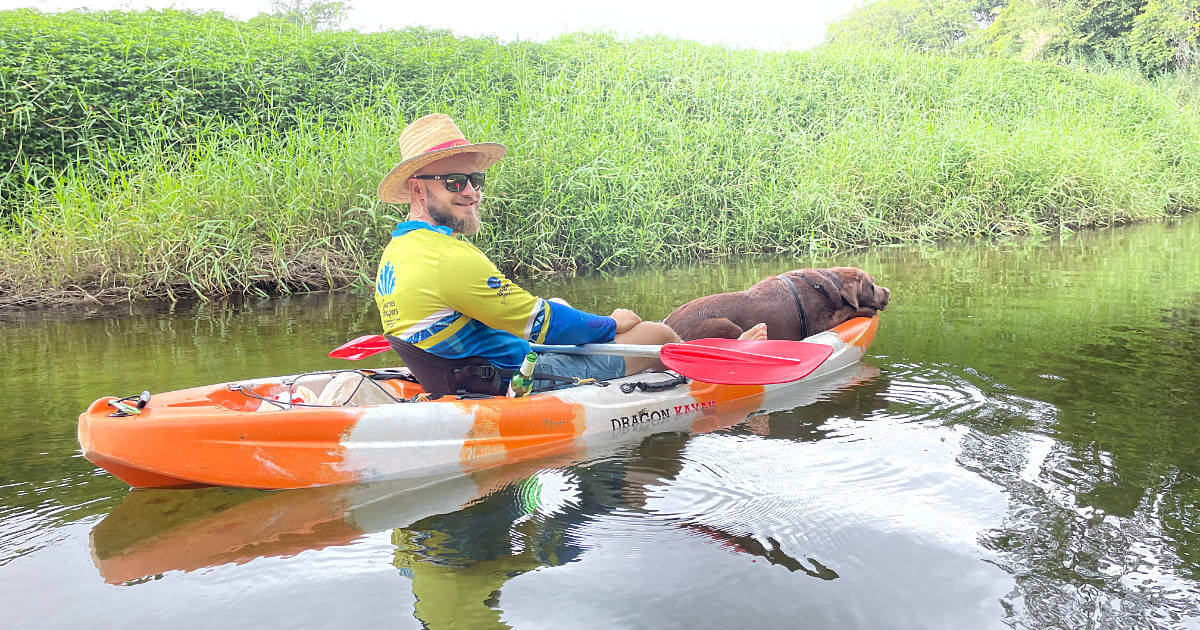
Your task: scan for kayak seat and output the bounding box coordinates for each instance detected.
[385,336,507,396]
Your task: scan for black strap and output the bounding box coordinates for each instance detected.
[776,275,809,339]
[802,270,840,306]
[457,363,576,384]
[619,372,688,394]
[438,357,576,385]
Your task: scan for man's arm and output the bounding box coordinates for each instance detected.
[439,247,616,345]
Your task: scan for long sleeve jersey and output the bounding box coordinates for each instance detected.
[374,221,616,370]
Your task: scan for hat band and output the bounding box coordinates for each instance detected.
[424,139,468,153]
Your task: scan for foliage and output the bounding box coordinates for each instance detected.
[982,0,1145,62]
[1,23,1198,303]
[826,0,1001,53]
[1128,0,1200,72]
[826,0,1200,73]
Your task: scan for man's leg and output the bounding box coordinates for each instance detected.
[616,321,768,375]
[614,322,680,375]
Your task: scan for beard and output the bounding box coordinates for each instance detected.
[426,198,481,236]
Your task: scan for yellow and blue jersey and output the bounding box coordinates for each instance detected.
[375,221,616,370]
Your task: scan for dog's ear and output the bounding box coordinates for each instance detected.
[837,270,863,310]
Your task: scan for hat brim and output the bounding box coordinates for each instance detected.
[377,143,508,203]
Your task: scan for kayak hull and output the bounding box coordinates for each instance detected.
[78,316,878,489]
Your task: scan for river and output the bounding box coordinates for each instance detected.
[1,216,1198,629]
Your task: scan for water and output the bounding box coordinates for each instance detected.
[1,216,1198,629]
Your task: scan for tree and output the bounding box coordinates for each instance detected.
[822,0,1200,73]
[265,0,351,30]
[826,0,1001,53]
[981,0,1146,63]
[1128,0,1200,72]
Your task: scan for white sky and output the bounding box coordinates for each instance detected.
[2,0,864,51]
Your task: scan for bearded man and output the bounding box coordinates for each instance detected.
[374,114,763,395]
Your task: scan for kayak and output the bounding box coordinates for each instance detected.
[78,316,878,490]
[79,316,878,490]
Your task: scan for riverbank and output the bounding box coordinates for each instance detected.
[3,11,1198,306]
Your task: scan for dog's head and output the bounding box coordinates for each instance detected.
[792,267,890,316]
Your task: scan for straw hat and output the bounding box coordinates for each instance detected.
[377,114,507,204]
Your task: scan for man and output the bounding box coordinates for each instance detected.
[374,114,764,395]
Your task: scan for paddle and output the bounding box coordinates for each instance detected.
[329,334,392,361]
[329,334,833,385]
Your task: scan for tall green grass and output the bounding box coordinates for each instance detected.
[2,24,1199,304]
[0,9,541,206]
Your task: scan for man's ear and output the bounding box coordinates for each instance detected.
[408,178,423,203]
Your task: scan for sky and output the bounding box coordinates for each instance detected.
[1,0,864,51]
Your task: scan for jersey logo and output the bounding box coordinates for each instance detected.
[486,276,502,289]
[377,261,396,296]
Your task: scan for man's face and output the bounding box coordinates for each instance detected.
[413,153,486,235]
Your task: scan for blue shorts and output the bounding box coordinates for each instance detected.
[532,352,626,392]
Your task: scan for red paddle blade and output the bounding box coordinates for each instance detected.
[329,334,391,360]
[660,338,834,385]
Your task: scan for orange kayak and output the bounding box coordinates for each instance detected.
[78,317,878,490]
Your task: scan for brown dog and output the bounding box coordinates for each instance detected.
[663,267,890,341]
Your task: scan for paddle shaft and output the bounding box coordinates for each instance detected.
[530,342,661,359]
[336,338,787,361]
[328,335,665,361]
[329,334,834,384]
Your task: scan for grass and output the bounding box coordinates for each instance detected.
[2,27,1199,305]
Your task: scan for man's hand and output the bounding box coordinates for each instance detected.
[609,308,642,334]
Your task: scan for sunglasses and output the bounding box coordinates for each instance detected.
[413,172,486,192]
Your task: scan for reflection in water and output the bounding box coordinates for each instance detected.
[2,216,1200,629]
[954,298,1200,629]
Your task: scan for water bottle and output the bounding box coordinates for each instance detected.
[506,352,538,398]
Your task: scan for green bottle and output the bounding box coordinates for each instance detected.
[506,352,538,398]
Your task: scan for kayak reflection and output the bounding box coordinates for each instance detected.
[91,363,880,622]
